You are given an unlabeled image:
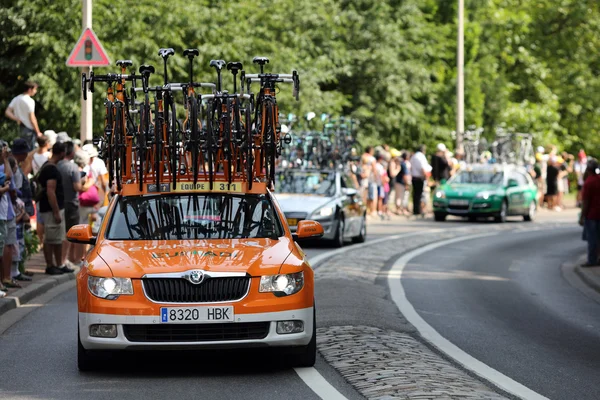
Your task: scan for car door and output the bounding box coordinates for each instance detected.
[506,171,527,214]
[520,171,537,211]
[340,173,360,236]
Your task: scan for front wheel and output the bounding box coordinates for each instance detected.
[523,201,536,222]
[287,307,316,367]
[352,216,367,243]
[434,212,447,222]
[494,201,508,223]
[78,327,96,372]
[331,218,345,248]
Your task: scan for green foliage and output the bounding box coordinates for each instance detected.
[19,228,39,271]
[1,0,598,156]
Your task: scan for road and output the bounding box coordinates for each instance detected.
[402,227,600,400]
[0,210,587,400]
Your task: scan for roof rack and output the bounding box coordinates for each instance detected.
[82,52,300,195]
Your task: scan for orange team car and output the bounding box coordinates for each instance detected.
[70,185,324,371]
[72,51,314,370]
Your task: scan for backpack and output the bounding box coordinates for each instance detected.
[31,162,52,203]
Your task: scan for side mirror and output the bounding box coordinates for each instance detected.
[507,179,519,188]
[67,224,96,245]
[292,220,324,241]
[342,187,358,197]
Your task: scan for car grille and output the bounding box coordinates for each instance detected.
[123,322,270,342]
[448,204,470,210]
[142,277,250,303]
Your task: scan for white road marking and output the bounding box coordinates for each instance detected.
[294,367,348,400]
[388,232,550,400]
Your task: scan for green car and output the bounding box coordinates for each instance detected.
[432,164,538,222]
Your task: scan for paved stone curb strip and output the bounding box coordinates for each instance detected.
[574,265,600,294]
[318,326,507,400]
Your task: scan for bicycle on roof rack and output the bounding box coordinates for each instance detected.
[81,51,300,195]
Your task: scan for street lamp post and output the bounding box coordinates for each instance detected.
[456,0,465,154]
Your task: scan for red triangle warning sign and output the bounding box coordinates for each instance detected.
[66,28,111,67]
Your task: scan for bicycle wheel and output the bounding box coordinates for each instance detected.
[206,101,215,191]
[169,96,177,190]
[224,97,233,185]
[245,101,253,190]
[189,96,199,184]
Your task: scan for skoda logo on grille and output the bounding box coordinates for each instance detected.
[187,270,205,285]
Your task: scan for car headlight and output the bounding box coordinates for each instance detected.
[475,191,491,200]
[312,206,334,219]
[259,272,304,296]
[435,190,446,199]
[88,276,134,299]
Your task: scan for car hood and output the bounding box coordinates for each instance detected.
[274,194,334,214]
[94,238,297,278]
[442,184,503,197]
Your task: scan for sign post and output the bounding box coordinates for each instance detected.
[66,0,110,142]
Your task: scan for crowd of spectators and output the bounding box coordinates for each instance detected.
[0,130,108,298]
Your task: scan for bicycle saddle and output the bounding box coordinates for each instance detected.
[209,60,226,70]
[158,48,175,58]
[116,59,133,68]
[252,56,269,66]
[139,65,155,75]
[227,62,243,73]
[183,49,199,58]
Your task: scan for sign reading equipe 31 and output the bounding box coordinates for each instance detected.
[66,28,111,67]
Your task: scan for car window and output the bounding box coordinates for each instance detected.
[449,170,504,184]
[516,172,529,186]
[275,170,336,197]
[106,194,283,240]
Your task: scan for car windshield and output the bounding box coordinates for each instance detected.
[449,170,504,185]
[275,170,336,197]
[106,194,283,240]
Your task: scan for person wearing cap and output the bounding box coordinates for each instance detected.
[4,81,42,151]
[56,131,71,144]
[82,144,109,207]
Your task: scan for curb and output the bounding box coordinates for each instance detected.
[574,264,600,294]
[0,269,79,317]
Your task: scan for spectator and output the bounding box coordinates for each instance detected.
[58,141,92,268]
[0,145,18,292]
[375,153,390,220]
[38,141,72,275]
[394,153,411,216]
[7,162,31,283]
[579,159,600,267]
[410,145,432,216]
[4,81,42,151]
[360,146,377,216]
[546,156,560,211]
[10,139,34,217]
[29,135,51,176]
[575,150,588,207]
[82,144,109,207]
[532,153,545,207]
[431,143,452,185]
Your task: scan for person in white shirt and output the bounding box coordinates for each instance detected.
[4,81,42,151]
[82,144,109,207]
[409,145,432,216]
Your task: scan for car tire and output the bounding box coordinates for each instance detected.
[331,218,344,248]
[523,201,536,222]
[352,215,367,243]
[434,212,446,222]
[78,327,96,372]
[468,216,477,222]
[287,306,317,368]
[494,200,508,223]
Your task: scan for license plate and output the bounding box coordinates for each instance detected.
[449,199,469,206]
[173,182,242,193]
[287,218,298,226]
[160,306,234,323]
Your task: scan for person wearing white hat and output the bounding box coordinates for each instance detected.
[44,130,57,148]
[431,143,452,185]
[82,144,108,207]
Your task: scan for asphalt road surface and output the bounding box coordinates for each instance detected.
[402,226,599,400]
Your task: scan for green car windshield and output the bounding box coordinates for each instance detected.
[449,170,504,185]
